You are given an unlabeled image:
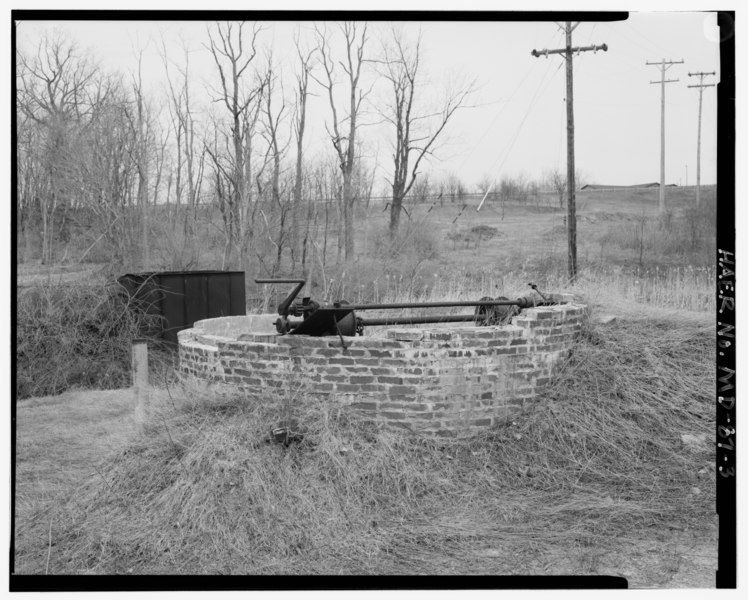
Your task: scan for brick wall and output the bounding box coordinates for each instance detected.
[178,298,587,436]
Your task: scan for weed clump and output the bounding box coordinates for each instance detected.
[16,281,161,399]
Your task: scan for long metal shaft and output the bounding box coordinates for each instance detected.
[327,299,540,311]
[359,314,488,326]
[285,313,492,330]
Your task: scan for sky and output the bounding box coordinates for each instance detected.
[14,11,722,191]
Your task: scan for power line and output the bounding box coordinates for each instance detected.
[479,52,563,194]
[624,20,673,60]
[454,29,564,176]
[492,61,563,172]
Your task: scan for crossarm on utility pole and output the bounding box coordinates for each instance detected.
[531,44,607,58]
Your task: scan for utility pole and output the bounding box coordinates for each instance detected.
[646,58,684,213]
[532,22,607,283]
[688,71,716,208]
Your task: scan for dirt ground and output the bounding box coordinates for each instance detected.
[13,387,719,586]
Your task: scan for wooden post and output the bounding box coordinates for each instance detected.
[564,22,577,283]
[688,71,716,208]
[646,58,684,213]
[531,24,607,283]
[131,339,149,425]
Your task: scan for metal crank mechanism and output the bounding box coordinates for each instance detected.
[256,278,561,337]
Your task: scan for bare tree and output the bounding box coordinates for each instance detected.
[444,172,466,205]
[204,21,265,266]
[161,35,207,227]
[127,46,155,268]
[16,32,100,264]
[259,56,292,275]
[377,28,474,232]
[77,77,145,267]
[545,168,567,208]
[314,22,372,260]
[544,168,587,208]
[290,31,315,271]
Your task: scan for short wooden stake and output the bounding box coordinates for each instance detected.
[132,339,149,425]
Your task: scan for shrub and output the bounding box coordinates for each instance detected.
[15,281,161,400]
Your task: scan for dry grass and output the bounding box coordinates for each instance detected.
[14,311,715,581]
[14,389,141,575]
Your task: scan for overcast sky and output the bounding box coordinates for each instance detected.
[15,12,721,189]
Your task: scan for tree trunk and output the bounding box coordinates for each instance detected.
[389,183,405,232]
[343,173,354,259]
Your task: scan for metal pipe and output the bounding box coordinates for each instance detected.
[284,313,494,330]
[359,314,487,326]
[326,299,552,311]
[255,279,306,284]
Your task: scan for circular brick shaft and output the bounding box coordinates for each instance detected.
[178,299,587,436]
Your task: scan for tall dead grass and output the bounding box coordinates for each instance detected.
[15,281,161,399]
[18,312,714,576]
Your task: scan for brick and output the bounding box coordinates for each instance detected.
[346,349,369,357]
[378,376,404,385]
[300,357,327,366]
[380,411,406,420]
[355,358,383,366]
[360,384,386,392]
[513,318,533,328]
[315,348,347,357]
[328,357,355,366]
[350,375,375,384]
[382,359,408,367]
[403,367,424,375]
[447,349,475,357]
[379,402,409,411]
[350,401,378,411]
[486,338,513,347]
[277,336,325,348]
[335,383,362,392]
[387,329,424,342]
[404,415,436,425]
